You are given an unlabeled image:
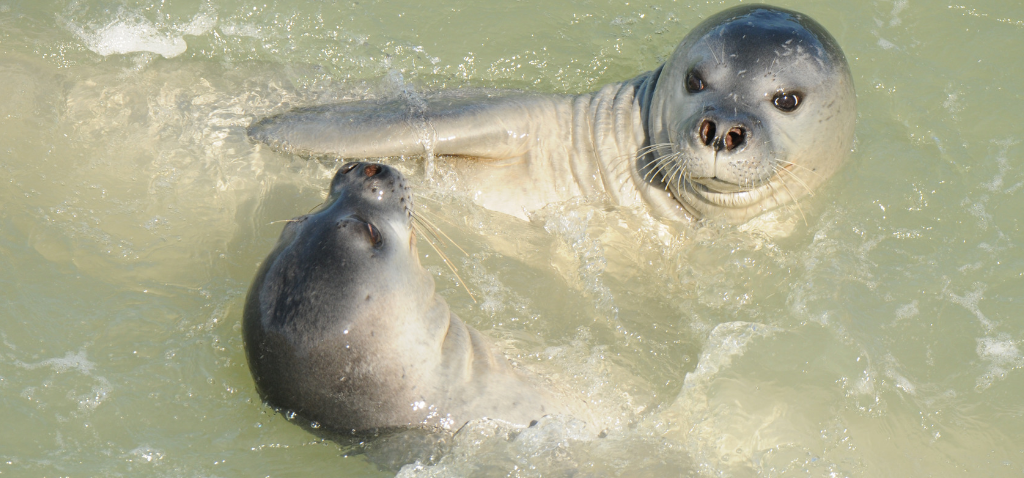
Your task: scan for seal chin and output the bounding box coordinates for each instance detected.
[690,177,757,194]
[685,178,775,209]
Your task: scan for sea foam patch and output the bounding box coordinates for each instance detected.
[975,336,1024,390]
[15,350,113,411]
[63,5,216,58]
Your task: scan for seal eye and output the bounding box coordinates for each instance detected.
[685,71,705,93]
[366,222,382,246]
[772,91,801,112]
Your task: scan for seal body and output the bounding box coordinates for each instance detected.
[248,4,855,224]
[242,162,565,433]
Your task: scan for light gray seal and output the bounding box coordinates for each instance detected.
[242,162,567,433]
[248,4,855,224]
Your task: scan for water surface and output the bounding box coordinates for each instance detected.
[1,0,1023,475]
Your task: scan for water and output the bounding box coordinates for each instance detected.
[1,0,1023,475]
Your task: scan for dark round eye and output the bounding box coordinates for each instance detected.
[685,71,705,93]
[772,91,801,112]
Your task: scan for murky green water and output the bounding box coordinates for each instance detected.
[2,0,1023,475]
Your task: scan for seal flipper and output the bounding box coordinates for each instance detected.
[247,92,569,161]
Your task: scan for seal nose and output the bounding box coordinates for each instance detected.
[332,162,397,197]
[698,119,747,152]
[339,162,386,177]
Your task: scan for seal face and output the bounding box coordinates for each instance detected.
[643,5,856,222]
[243,162,564,433]
[247,4,854,225]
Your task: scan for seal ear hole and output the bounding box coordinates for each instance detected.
[772,91,801,112]
[685,70,705,93]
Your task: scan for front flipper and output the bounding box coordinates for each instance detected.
[248,91,567,160]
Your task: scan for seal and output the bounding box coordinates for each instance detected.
[242,162,567,433]
[248,4,855,224]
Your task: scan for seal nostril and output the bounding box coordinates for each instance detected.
[725,127,745,151]
[341,162,360,174]
[699,120,717,147]
[364,164,381,177]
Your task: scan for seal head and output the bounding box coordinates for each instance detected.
[644,4,856,222]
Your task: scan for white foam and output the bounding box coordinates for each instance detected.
[16,350,95,374]
[16,350,112,410]
[982,139,1020,193]
[125,445,165,463]
[894,300,919,323]
[975,336,1024,390]
[947,283,995,332]
[65,6,216,59]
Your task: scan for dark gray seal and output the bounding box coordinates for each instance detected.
[242,162,567,433]
[248,4,855,224]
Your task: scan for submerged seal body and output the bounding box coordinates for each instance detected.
[242,162,565,433]
[248,4,855,224]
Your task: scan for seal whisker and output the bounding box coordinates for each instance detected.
[641,159,666,183]
[635,142,674,157]
[306,200,327,214]
[642,152,678,182]
[776,165,816,197]
[670,154,691,186]
[413,192,443,204]
[661,159,679,189]
[411,221,477,303]
[409,195,475,257]
[414,211,470,256]
[670,159,686,191]
[638,146,673,163]
[776,159,824,180]
[411,216,450,251]
[772,173,808,225]
[671,160,688,194]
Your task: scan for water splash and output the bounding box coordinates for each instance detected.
[62,3,217,58]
